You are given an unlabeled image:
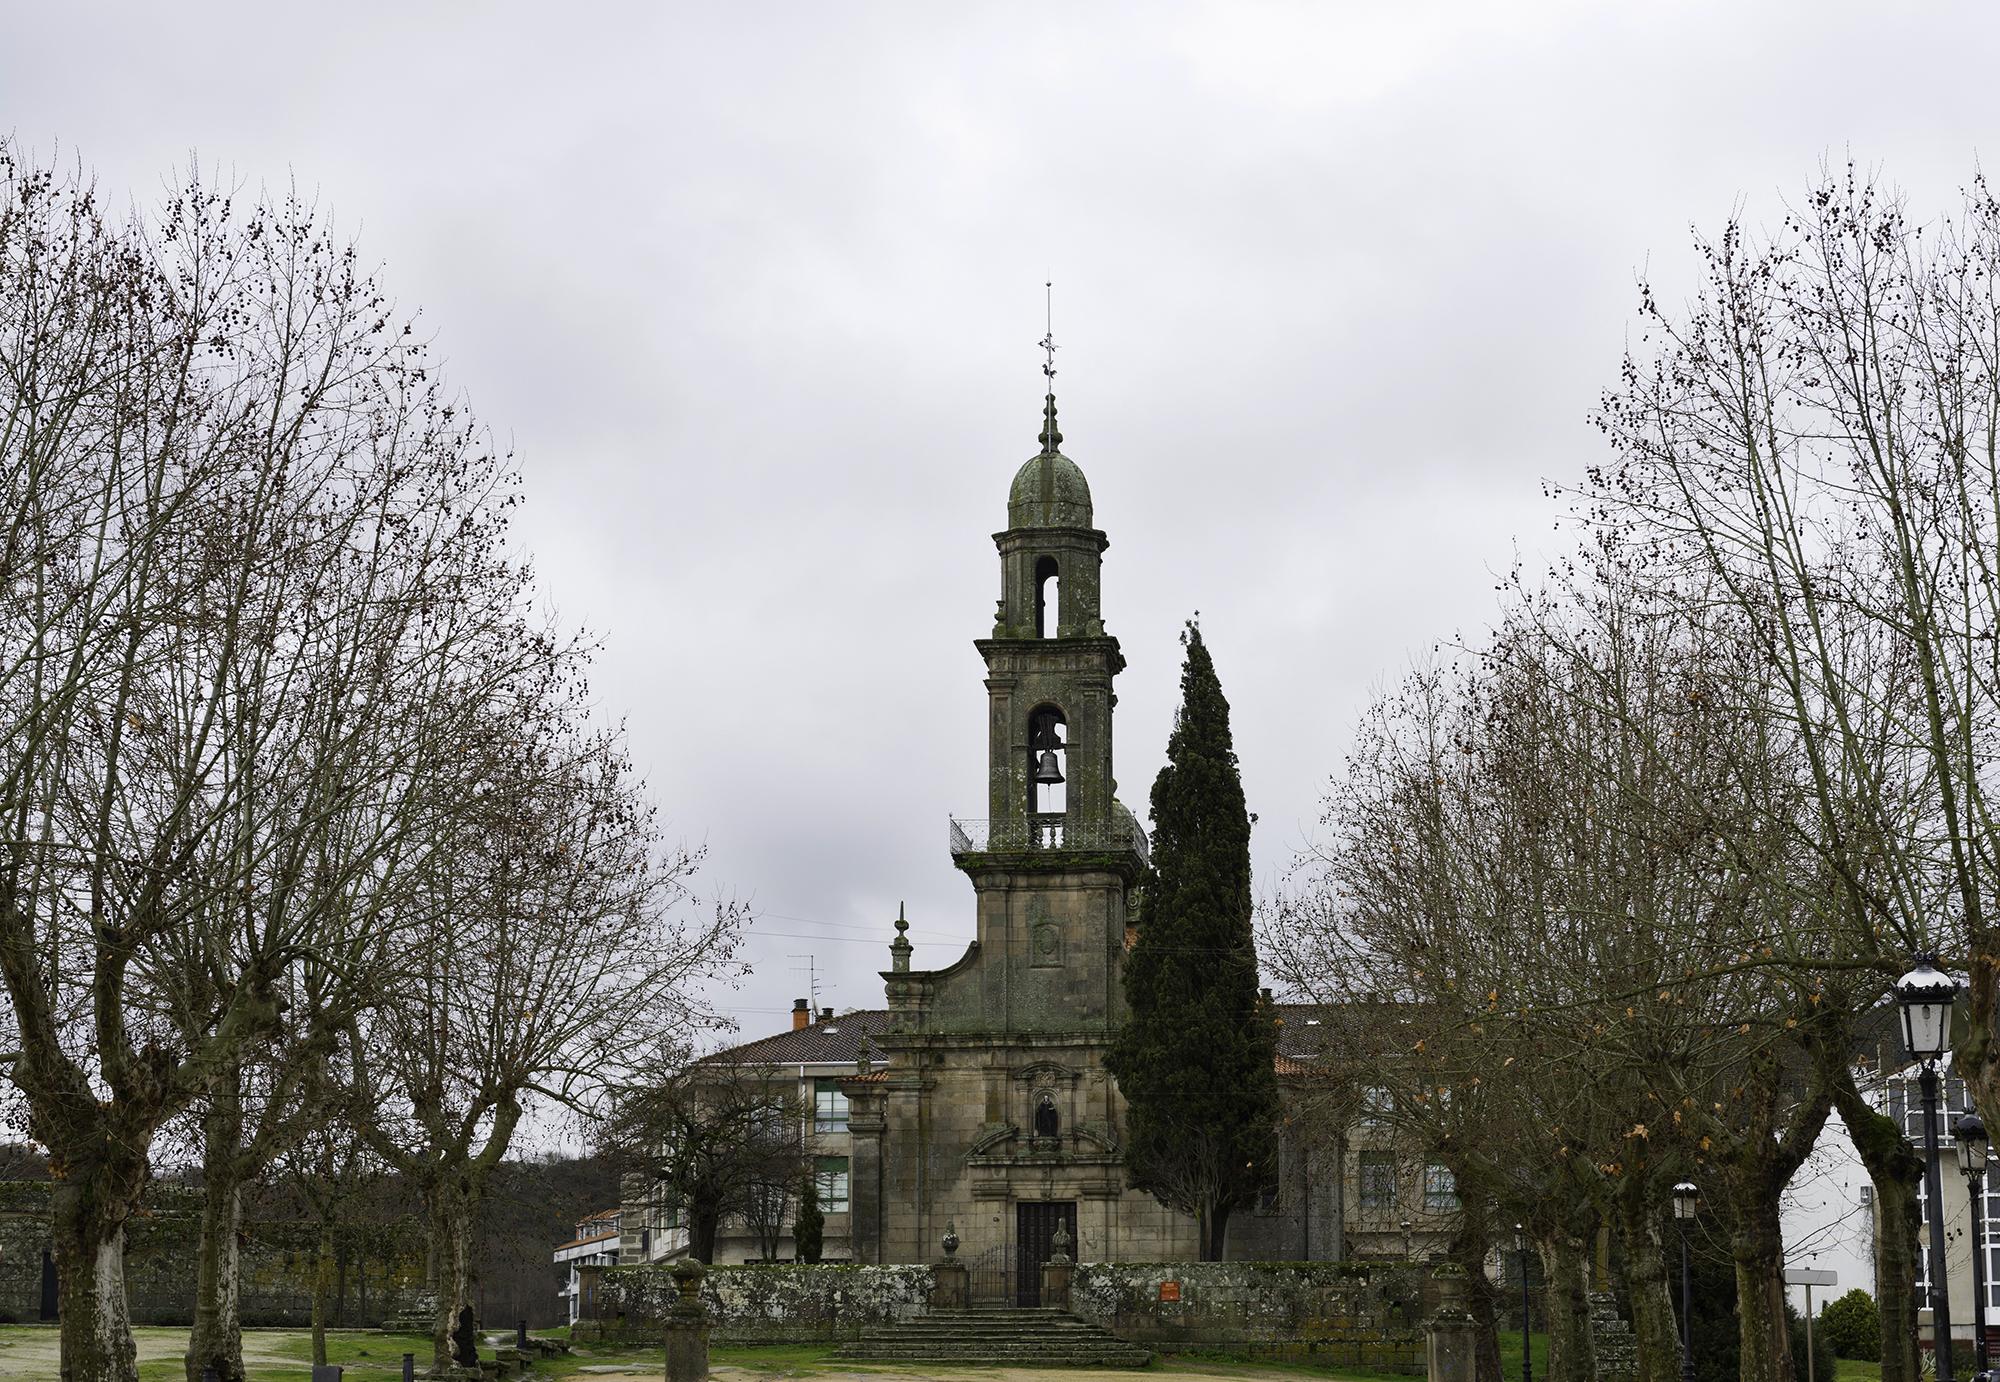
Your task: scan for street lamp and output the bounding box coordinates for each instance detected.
[1672,1182,1699,1382]
[1958,1113,1991,1376]
[1900,952,1962,1382]
[1515,1223,1533,1382]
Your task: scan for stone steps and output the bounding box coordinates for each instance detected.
[836,1308,1151,1368]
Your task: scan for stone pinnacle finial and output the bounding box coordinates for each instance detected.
[891,901,912,973]
[1038,394,1062,455]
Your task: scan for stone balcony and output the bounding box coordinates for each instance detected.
[947,814,1149,867]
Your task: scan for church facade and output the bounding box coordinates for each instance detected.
[844,393,1199,1287]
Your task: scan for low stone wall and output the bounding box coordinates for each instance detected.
[0,1181,427,1327]
[1072,1260,1426,1371]
[595,1263,934,1343]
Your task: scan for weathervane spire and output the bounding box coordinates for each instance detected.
[1038,281,1062,455]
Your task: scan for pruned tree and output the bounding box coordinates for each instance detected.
[1106,620,1279,1261]
[0,142,546,1382]
[1571,161,2000,1382]
[346,684,742,1371]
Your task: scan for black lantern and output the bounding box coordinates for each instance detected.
[1900,953,1961,1382]
[1672,1181,1698,1221]
[1959,1113,1989,1178]
[1960,1114,1991,1376]
[1898,954,1959,1060]
[1514,1223,1533,1382]
[1672,1182,1697,1382]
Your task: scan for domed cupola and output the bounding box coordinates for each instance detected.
[1007,395,1094,529]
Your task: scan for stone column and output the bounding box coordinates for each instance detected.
[847,1088,887,1265]
[1426,1265,1477,1382]
[663,1259,710,1382]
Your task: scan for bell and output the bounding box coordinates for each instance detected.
[1034,750,1065,786]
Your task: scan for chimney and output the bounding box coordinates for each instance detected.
[792,998,810,1031]
[820,1007,834,1023]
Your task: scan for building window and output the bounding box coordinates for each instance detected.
[816,1155,851,1213]
[815,1078,849,1134]
[1359,1086,1394,1128]
[1424,1163,1459,1214]
[1359,1151,1398,1211]
[1888,1074,1968,1143]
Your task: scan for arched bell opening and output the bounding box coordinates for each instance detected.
[1034,556,1060,638]
[1028,705,1068,824]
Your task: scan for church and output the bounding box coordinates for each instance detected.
[842,388,1195,1280]
[598,383,1457,1293]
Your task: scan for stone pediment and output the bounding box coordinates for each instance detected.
[963,1120,1121,1168]
[1010,1060,1082,1088]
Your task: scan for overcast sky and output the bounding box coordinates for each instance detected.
[9,1,1997,1047]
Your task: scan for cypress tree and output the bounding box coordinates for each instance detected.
[1106,619,1280,1260]
[793,1171,824,1264]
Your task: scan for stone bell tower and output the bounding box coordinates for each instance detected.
[977,392,1124,849]
[845,380,1191,1278]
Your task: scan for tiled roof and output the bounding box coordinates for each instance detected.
[698,1010,893,1068]
[1271,1000,1413,1066]
[553,1229,618,1252]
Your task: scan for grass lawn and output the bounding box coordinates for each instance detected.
[0,1325,1538,1381]
[1834,1360,1883,1382]
[0,1325,435,1380]
[1495,1329,1551,1382]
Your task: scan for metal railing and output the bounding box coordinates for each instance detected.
[948,814,1149,865]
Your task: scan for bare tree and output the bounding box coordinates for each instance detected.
[600,1052,812,1265]
[0,144,537,1382]
[346,682,743,1372]
[1573,162,2000,1380]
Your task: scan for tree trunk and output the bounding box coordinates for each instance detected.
[1614,1186,1683,1382]
[1731,1196,1796,1382]
[690,1204,720,1265]
[186,1072,247,1382]
[426,1180,479,1375]
[49,1176,140,1382]
[1538,1230,1594,1382]
[1199,1201,1230,1262]
[183,1173,244,1382]
[1829,1063,1923,1382]
[311,1221,334,1367]
[1450,1209,1503,1382]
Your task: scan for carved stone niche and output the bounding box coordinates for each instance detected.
[1012,1061,1081,1149]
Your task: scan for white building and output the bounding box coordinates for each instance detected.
[552,1208,622,1326]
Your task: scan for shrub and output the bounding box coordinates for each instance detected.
[1819,1288,1880,1362]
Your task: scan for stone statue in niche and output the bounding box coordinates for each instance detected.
[1034,1092,1060,1138]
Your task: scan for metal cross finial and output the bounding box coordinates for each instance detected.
[1039,281,1058,391]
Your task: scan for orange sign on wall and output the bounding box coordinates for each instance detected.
[1159,1280,1182,1303]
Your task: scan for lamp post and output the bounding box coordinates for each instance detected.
[1515,1223,1533,1382]
[1959,1113,1991,1377]
[1901,953,1962,1382]
[1672,1182,1698,1382]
